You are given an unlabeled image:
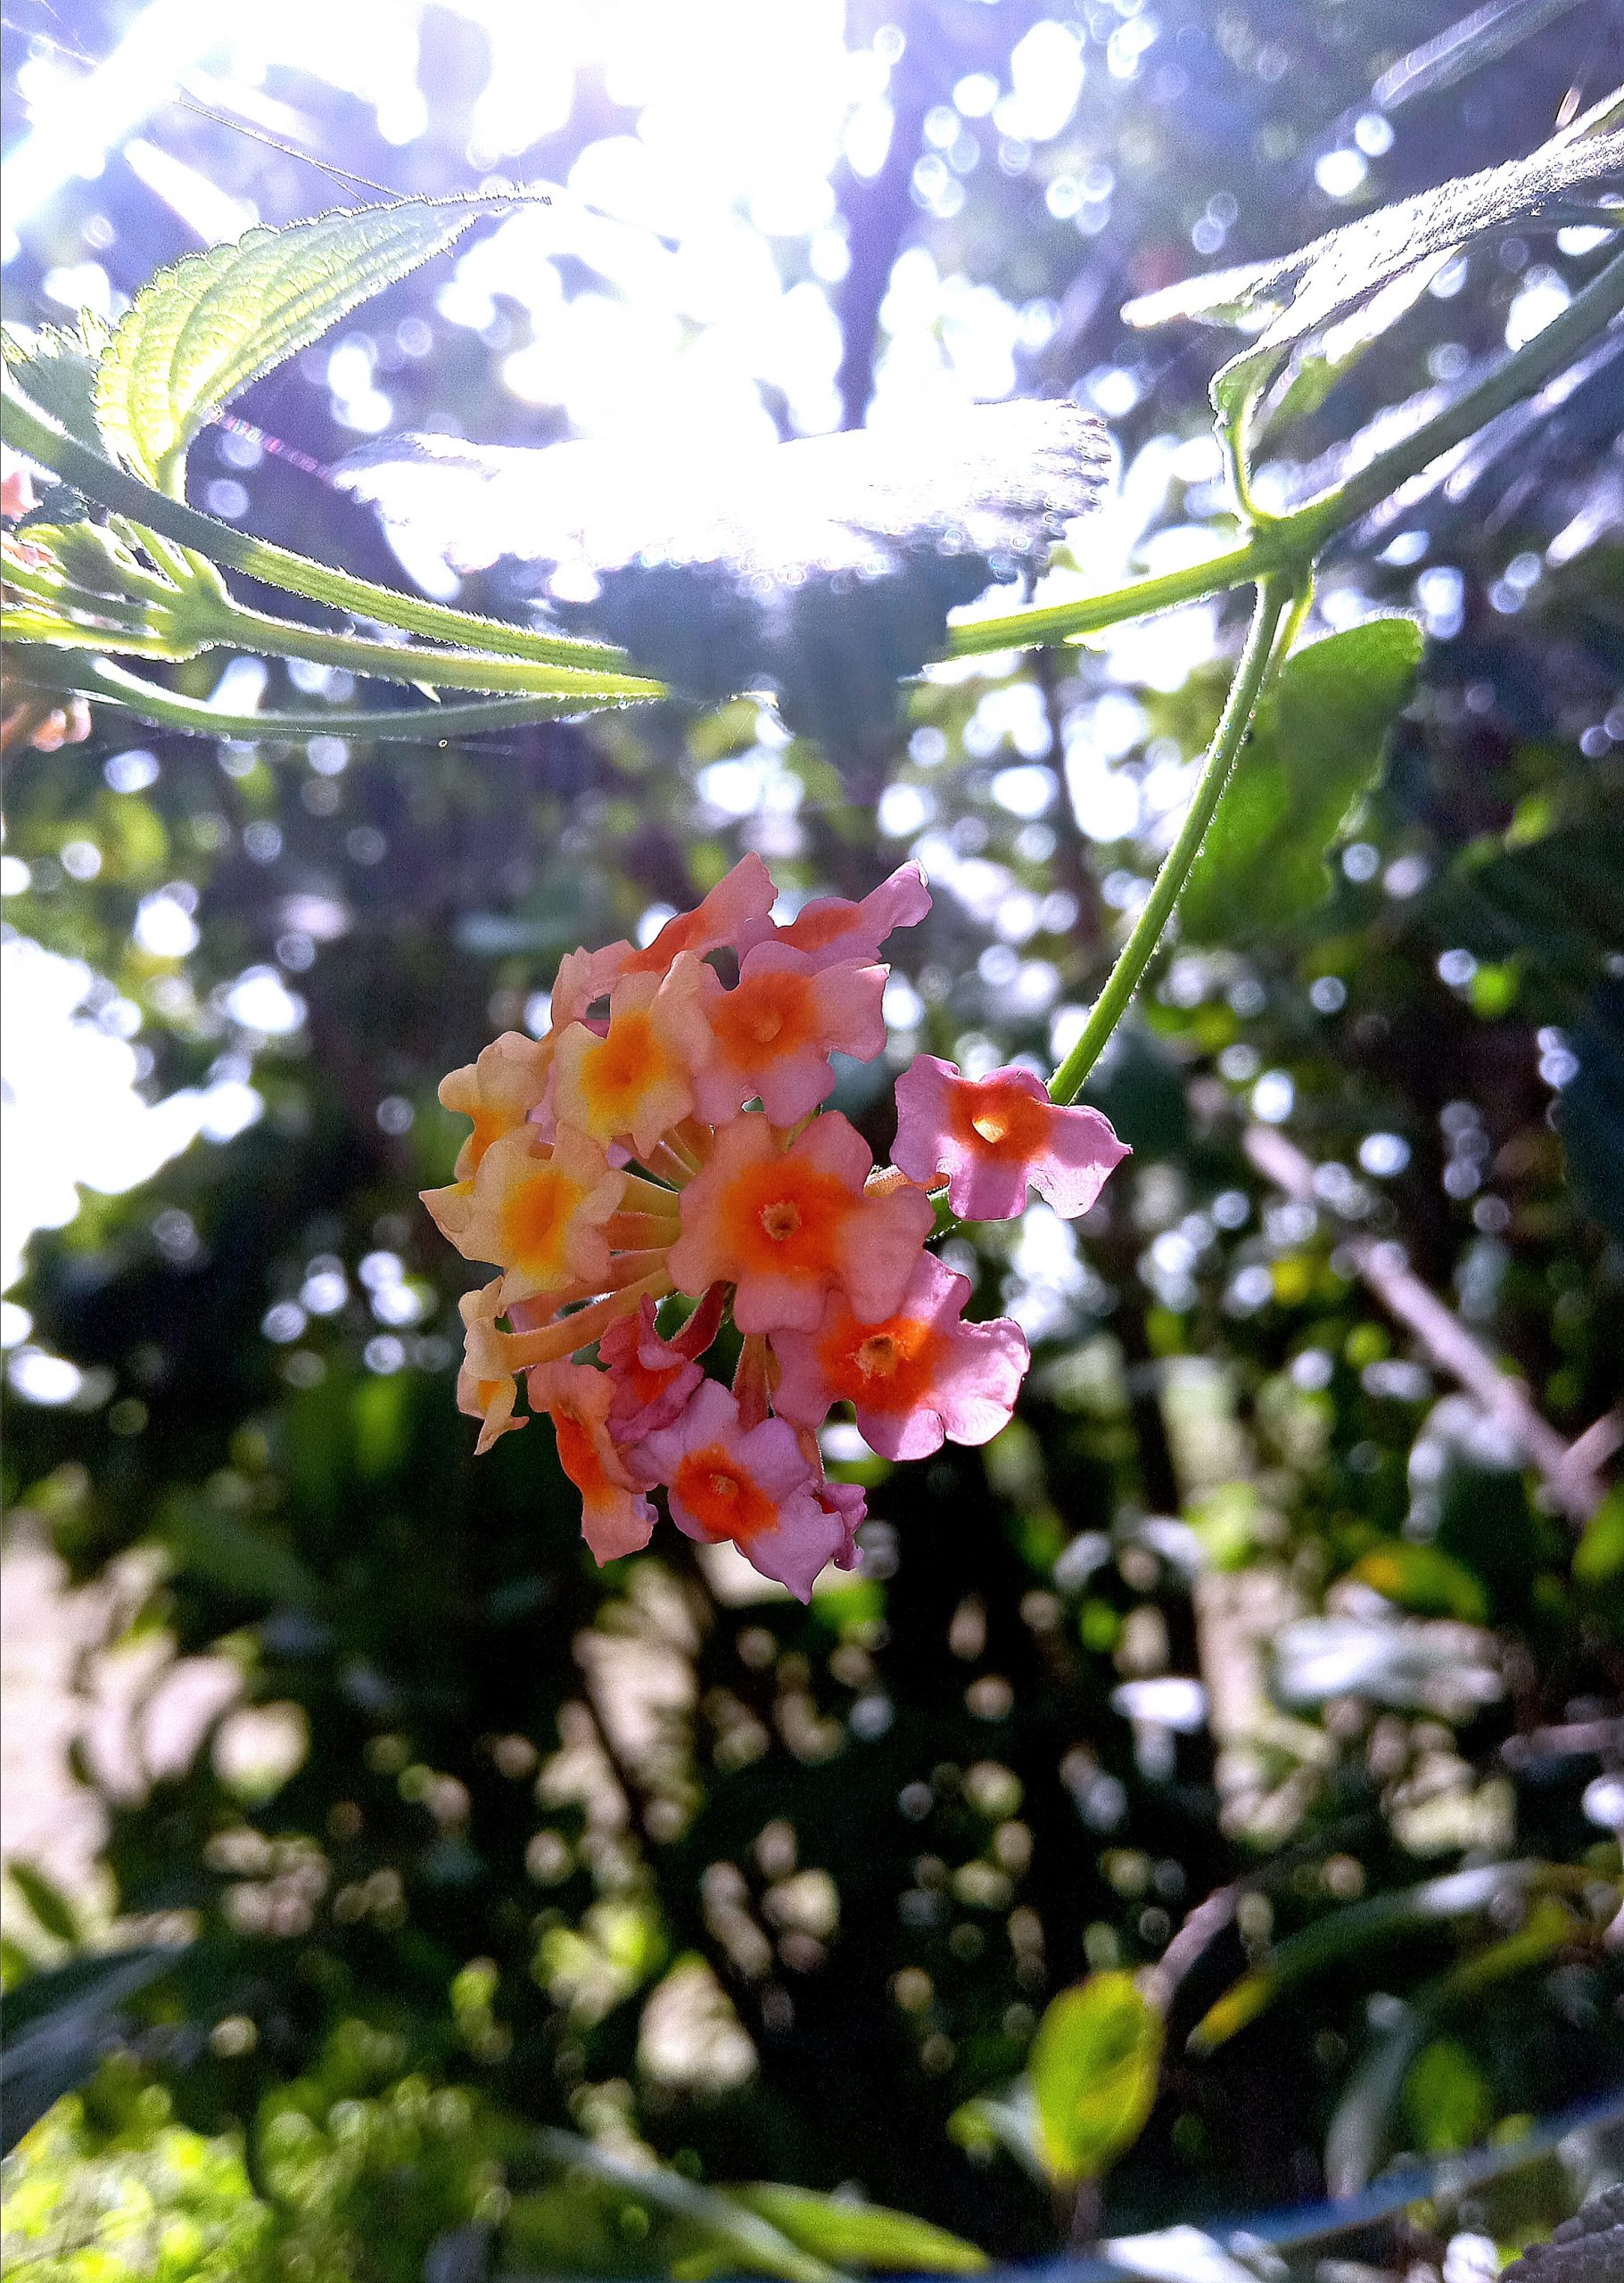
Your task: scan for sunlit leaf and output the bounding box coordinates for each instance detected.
[1028,1970,1163,2185]
[1124,107,1623,431]
[1404,2036,1494,2152]
[1181,618,1422,945]
[1575,1486,1624,1587]
[1348,1541,1489,1623]
[94,194,523,491]
[729,2186,988,2272]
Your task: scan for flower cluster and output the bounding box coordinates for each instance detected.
[425,855,1127,1599]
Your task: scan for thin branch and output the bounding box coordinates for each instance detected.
[1242,1123,1613,1524]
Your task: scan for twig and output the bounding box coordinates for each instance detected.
[1242,1124,1614,1524]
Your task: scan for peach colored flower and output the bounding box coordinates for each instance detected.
[530,1359,655,1562]
[455,1279,526,1454]
[668,1110,934,1334]
[637,1380,845,1600]
[450,1123,623,1305]
[771,1253,1028,1462]
[439,1030,556,1179]
[892,1054,1129,1222]
[552,952,710,1156]
[774,860,930,969]
[692,944,886,1126]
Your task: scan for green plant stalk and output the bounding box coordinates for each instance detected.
[12,652,651,742]
[197,595,662,698]
[1049,574,1293,1103]
[952,245,1624,659]
[0,377,634,675]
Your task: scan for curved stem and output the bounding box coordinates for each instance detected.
[1050,574,1293,1103]
[0,378,634,674]
[949,246,1624,661]
[8,651,645,742]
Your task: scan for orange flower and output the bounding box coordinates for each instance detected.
[529,1360,655,1562]
[668,1110,934,1333]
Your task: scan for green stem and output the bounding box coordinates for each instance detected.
[11,652,651,742]
[951,245,1624,661]
[1049,574,1293,1104]
[0,377,633,674]
[202,597,662,699]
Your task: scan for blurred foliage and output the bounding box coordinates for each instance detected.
[4,0,1624,2276]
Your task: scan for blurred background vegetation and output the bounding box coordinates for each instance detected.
[2,2,1622,2277]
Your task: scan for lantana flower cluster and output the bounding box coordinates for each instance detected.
[424,855,1127,1600]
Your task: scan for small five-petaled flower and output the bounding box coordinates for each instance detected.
[425,855,1127,1598]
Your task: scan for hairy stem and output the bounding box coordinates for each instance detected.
[951,246,1624,660]
[1050,574,1293,1103]
[0,376,637,675]
[2,651,633,743]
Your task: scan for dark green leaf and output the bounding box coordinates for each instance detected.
[158,1494,322,1608]
[1027,1970,1164,2185]
[1181,618,1422,945]
[2,318,111,455]
[0,1947,182,2154]
[5,1862,82,1948]
[95,194,523,490]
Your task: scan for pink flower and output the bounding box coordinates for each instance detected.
[892,1054,1129,1222]
[598,1296,704,1439]
[771,1252,1029,1460]
[775,861,931,969]
[550,853,778,1023]
[638,1380,846,1600]
[692,944,886,1126]
[529,1359,656,1562]
[668,1110,935,1334]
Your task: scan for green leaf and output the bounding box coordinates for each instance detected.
[1348,1541,1490,1623]
[1123,106,1624,433]
[1181,618,1422,945]
[1575,1485,1624,1587]
[1403,2037,1494,2153]
[1189,1862,1537,2053]
[5,1861,82,1947]
[1027,1970,1164,2186]
[2,317,111,455]
[158,1493,322,1608]
[728,2188,988,2273]
[94,193,523,491]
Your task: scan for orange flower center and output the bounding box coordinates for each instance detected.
[954,1077,1048,1159]
[714,971,815,1069]
[674,1446,776,1542]
[822,1310,939,1412]
[500,1165,576,1270]
[722,1159,850,1276]
[585,1010,670,1114]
